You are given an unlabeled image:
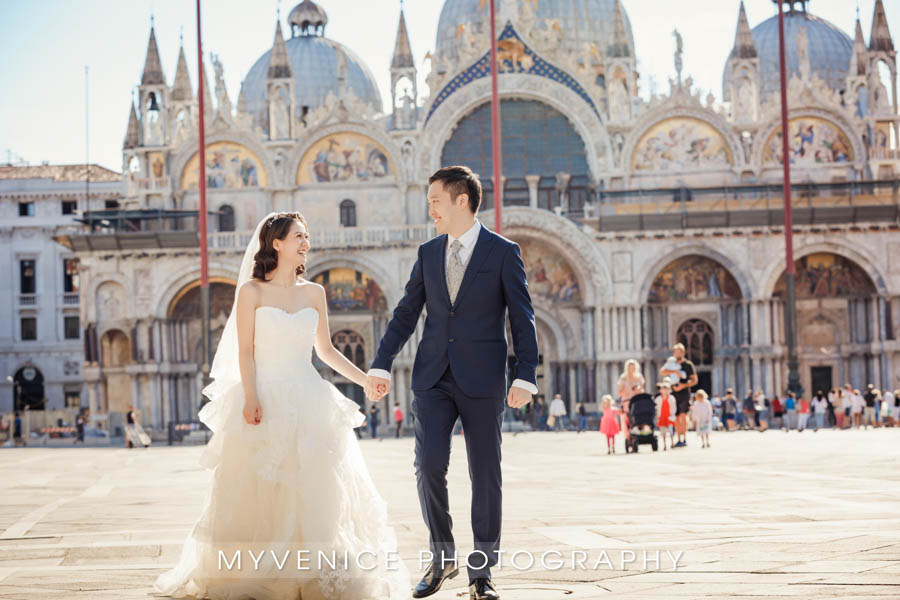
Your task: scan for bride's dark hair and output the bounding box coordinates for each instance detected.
[252,212,309,281]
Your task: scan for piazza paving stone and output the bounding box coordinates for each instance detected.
[0,427,898,598]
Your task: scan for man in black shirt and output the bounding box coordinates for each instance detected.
[863,384,877,429]
[660,343,698,447]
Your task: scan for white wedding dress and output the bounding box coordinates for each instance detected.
[154,305,410,600]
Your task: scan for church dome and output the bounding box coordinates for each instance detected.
[242,3,382,123]
[435,0,634,65]
[751,5,852,99]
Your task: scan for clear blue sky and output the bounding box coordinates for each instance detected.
[0,1,895,172]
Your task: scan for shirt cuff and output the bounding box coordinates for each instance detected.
[367,368,392,382]
[511,379,538,395]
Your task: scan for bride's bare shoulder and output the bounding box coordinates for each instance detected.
[296,279,326,304]
[237,280,262,305]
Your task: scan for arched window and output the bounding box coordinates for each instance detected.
[677,319,714,366]
[331,330,366,371]
[218,204,235,232]
[340,199,357,227]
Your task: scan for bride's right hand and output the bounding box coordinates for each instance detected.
[243,398,262,425]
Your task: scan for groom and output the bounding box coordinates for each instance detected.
[366,166,538,600]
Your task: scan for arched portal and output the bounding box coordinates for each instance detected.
[772,252,882,392]
[441,99,591,212]
[13,365,44,411]
[646,255,746,396]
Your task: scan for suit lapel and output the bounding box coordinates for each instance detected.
[435,234,451,307]
[452,225,496,309]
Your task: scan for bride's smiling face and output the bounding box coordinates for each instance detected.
[272,220,310,270]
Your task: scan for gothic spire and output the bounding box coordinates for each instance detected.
[268,20,293,79]
[849,15,868,76]
[201,61,214,116]
[124,101,141,149]
[730,1,757,59]
[391,9,414,70]
[171,45,194,101]
[141,24,166,85]
[869,0,894,52]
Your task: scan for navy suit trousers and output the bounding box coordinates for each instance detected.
[412,364,505,582]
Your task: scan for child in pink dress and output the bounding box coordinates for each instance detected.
[599,394,620,454]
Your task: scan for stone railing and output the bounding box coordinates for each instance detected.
[208,224,436,251]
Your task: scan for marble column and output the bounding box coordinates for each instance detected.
[611,308,619,352]
[568,364,577,409]
[150,375,161,430]
[161,375,171,425]
[525,175,541,209]
[742,355,751,396]
[545,362,555,400]
[131,377,140,417]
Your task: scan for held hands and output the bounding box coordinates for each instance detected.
[364,375,390,402]
[507,386,532,409]
[243,397,262,425]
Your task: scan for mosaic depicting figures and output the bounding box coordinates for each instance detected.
[297,133,394,184]
[632,118,732,171]
[519,240,580,305]
[762,117,853,166]
[773,253,875,299]
[180,142,266,190]
[312,268,387,312]
[648,256,742,303]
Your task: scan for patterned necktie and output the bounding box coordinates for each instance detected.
[446,239,465,304]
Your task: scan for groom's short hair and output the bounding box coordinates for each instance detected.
[429,166,482,214]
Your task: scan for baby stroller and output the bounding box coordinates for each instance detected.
[626,392,658,453]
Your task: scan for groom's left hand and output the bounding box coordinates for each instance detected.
[507,387,532,409]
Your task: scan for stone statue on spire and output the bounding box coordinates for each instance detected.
[673,29,684,84]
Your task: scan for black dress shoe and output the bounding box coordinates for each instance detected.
[412,562,459,598]
[469,577,500,600]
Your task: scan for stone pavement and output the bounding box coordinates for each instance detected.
[1,427,899,599]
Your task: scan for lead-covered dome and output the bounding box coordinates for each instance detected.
[435,0,635,65]
[752,5,852,98]
[242,2,382,123]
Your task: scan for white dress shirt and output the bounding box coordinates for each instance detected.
[368,220,537,395]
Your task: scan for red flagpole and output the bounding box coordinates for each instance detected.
[777,0,801,396]
[196,0,211,371]
[489,0,502,233]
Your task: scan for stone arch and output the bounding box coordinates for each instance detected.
[288,122,405,188]
[100,329,131,367]
[636,245,753,305]
[752,109,865,172]
[167,280,237,319]
[170,131,276,191]
[13,363,45,410]
[533,305,575,361]
[760,242,888,299]
[305,253,400,310]
[154,263,240,320]
[480,207,611,305]
[623,108,743,179]
[420,74,611,183]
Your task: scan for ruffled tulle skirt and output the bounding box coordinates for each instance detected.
[153,372,410,600]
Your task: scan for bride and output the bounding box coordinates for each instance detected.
[154,212,410,599]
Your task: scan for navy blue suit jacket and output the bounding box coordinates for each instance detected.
[371,224,539,399]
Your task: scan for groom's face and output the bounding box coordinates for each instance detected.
[427,181,468,236]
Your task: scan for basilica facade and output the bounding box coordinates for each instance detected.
[56,0,900,433]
